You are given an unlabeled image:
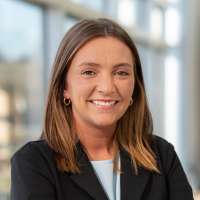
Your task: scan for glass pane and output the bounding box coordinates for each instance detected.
[64,15,79,34]
[150,7,163,40]
[135,0,151,33]
[70,0,104,11]
[168,0,179,3]
[164,55,181,153]
[153,0,179,4]
[165,7,181,46]
[0,0,43,198]
[117,0,136,27]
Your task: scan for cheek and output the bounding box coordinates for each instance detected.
[119,80,134,97]
[70,79,93,99]
[67,75,81,93]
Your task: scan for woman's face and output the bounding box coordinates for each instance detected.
[64,36,135,131]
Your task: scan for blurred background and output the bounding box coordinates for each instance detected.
[0,0,200,199]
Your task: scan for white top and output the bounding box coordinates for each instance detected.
[90,156,120,200]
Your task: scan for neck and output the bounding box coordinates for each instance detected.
[74,122,117,161]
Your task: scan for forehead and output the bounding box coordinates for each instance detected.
[71,36,135,64]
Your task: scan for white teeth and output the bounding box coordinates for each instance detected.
[91,101,116,106]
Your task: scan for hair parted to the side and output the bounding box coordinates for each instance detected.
[41,18,160,174]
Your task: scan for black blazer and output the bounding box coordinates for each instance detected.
[10,136,194,200]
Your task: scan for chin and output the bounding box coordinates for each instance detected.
[91,119,117,129]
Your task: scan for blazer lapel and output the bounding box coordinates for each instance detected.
[69,142,109,200]
[120,149,151,200]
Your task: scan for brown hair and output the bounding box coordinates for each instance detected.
[41,18,159,174]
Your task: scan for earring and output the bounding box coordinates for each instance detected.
[64,98,71,106]
[129,98,133,106]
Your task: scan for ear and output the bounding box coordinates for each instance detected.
[63,89,70,99]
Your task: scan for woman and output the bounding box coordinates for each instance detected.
[11,18,193,200]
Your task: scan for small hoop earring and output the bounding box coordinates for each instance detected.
[64,98,71,106]
[129,98,133,106]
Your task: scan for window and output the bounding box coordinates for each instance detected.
[69,0,104,11]
[64,15,79,33]
[0,0,43,197]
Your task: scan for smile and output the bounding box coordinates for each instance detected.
[91,100,117,106]
[88,100,119,109]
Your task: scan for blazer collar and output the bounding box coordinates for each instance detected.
[120,149,151,200]
[69,142,151,200]
[69,142,109,200]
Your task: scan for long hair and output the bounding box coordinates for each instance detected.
[41,18,159,174]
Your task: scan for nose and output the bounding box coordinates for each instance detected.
[97,73,116,95]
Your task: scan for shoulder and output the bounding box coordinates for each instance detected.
[151,135,177,174]
[11,140,56,172]
[151,136,194,198]
[10,140,59,197]
[12,140,53,160]
[152,135,174,153]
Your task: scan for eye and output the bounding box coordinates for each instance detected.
[81,70,96,77]
[114,71,129,76]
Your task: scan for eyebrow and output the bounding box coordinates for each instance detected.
[79,62,100,67]
[78,62,133,68]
